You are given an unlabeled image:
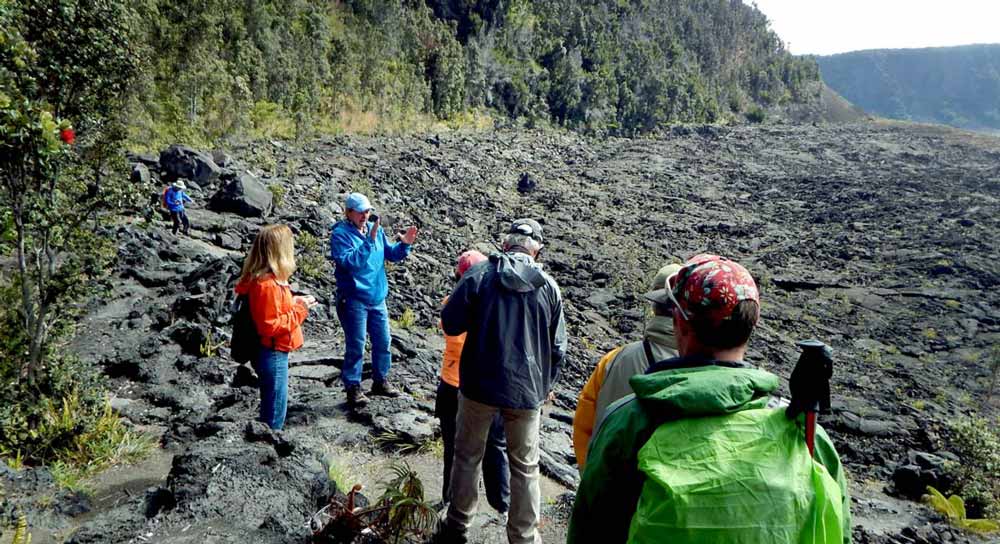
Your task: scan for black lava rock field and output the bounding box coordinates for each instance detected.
[4,121,998,543]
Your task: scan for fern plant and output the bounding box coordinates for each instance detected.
[923,486,1000,534]
[312,461,436,543]
[379,462,436,543]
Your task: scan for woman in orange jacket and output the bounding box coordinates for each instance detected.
[235,224,317,430]
[436,250,510,513]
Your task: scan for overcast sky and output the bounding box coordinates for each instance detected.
[747,0,1000,56]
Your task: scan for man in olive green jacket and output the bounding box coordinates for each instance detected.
[572,263,681,469]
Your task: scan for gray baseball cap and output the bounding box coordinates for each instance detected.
[509,218,543,242]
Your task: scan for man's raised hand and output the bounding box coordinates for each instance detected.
[400,226,418,245]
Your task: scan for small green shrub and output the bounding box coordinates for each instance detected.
[5,449,25,470]
[421,437,444,459]
[348,178,375,200]
[943,417,1000,519]
[282,158,302,179]
[0,352,105,464]
[268,183,287,209]
[250,100,295,140]
[923,486,999,534]
[326,459,351,495]
[864,348,882,367]
[989,346,999,402]
[745,107,766,123]
[40,398,152,490]
[391,308,416,330]
[296,232,330,282]
[50,459,93,494]
[0,379,153,489]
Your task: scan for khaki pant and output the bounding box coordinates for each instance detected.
[446,394,542,544]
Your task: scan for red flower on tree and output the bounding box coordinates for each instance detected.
[60,128,75,145]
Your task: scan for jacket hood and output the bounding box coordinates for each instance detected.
[629,364,779,418]
[494,252,546,293]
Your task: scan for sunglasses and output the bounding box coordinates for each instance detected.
[512,223,543,242]
[665,256,724,321]
[665,270,690,321]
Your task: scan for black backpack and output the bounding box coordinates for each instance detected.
[230,294,260,364]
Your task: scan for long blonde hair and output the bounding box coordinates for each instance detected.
[239,224,296,283]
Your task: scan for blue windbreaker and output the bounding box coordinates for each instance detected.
[164,187,192,212]
[329,220,411,305]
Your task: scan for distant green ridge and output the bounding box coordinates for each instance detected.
[817,44,1000,133]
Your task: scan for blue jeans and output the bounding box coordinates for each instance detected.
[336,297,392,387]
[256,347,289,430]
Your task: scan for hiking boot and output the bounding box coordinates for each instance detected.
[427,520,467,544]
[346,385,368,407]
[370,380,401,397]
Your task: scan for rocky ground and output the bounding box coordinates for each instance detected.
[2,121,998,543]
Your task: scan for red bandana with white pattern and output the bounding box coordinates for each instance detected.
[670,254,760,324]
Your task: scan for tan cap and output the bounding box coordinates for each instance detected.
[643,263,683,305]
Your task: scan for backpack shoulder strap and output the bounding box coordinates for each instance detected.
[642,339,656,368]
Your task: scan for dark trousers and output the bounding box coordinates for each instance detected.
[170,210,190,234]
[436,380,510,513]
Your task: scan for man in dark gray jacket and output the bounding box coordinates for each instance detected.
[438,218,567,544]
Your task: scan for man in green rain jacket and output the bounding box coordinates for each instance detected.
[568,254,851,544]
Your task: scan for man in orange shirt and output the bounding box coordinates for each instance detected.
[436,250,509,514]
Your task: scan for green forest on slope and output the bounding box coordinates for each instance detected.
[817,44,1000,134]
[126,0,819,146]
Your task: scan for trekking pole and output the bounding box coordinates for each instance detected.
[786,339,833,457]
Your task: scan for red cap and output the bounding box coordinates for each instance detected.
[455,250,487,278]
[670,254,760,324]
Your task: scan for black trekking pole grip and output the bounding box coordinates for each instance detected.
[786,339,833,457]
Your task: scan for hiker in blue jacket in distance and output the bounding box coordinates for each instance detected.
[164,180,193,235]
[329,192,419,406]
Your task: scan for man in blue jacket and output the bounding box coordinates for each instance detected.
[163,180,193,235]
[330,193,418,406]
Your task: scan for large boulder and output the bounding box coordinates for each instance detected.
[130,163,151,185]
[211,149,232,167]
[159,145,221,185]
[126,152,160,168]
[210,173,273,218]
[163,423,329,539]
